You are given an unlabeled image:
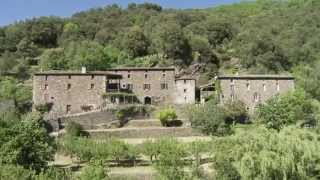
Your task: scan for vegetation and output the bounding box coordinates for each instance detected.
[157,107,178,127]
[1,0,320,179]
[258,89,319,130]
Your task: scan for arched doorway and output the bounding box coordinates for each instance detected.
[144,96,152,105]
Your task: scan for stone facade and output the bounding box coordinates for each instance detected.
[218,75,295,113]
[33,72,121,117]
[105,68,177,105]
[33,68,196,117]
[175,78,196,104]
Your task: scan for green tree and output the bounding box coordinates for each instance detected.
[122,26,149,57]
[0,112,55,172]
[188,100,234,136]
[152,22,192,66]
[39,48,66,70]
[257,89,317,130]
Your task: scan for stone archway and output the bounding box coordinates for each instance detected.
[144,96,152,105]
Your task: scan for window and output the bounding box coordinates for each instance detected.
[263,81,266,92]
[128,74,131,79]
[246,81,250,91]
[68,75,71,79]
[90,84,95,89]
[230,84,235,92]
[276,80,280,91]
[44,84,48,90]
[128,84,133,90]
[143,84,151,90]
[161,83,168,90]
[253,92,260,103]
[66,105,71,114]
[184,89,187,93]
[91,75,95,79]
[67,84,71,90]
[231,94,235,101]
[45,75,48,81]
[145,73,148,79]
[184,80,187,84]
[162,73,166,78]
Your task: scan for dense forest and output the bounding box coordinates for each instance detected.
[1,0,320,179]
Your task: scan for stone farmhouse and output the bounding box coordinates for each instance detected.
[33,66,295,117]
[33,67,196,117]
[217,75,295,112]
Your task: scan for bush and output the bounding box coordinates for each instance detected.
[223,100,249,124]
[211,127,320,179]
[257,89,318,130]
[157,107,178,127]
[188,100,234,136]
[35,103,53,114]
[153,138,188,180]
[78,160,108,180]
[115,105,153,126]
[65,121,85,137]
[58,137,139,165]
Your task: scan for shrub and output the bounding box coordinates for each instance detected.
[223,100,249,124]
[257,89,318,130]
[157,107,178,127]
[65,121,85,137]
[188,100,234,136]
[78,160,108,180]
[35,103,53,114]
[58,137,139,165]
[115,105,153,126]
[211,127,320,179]
[153,138,188,180]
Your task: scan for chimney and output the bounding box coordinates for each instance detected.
[81,67,87,74]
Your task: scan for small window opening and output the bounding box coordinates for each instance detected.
[66,105,71,114]
[91,75,95,79]
[90,84,95,89]
[143,84,151,90]
[68,75,71,79]
[67,84,71,90]
[44,84,48,90]
[184,89,187,93]
[161,83,168,90]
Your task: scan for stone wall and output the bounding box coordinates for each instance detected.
[219,76,295,112]
[33,74,106,116]
[105,68,177,105]
[174,79,196,104]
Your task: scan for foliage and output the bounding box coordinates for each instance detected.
[153,138,188,180]
[223,100,249,124]
[257,89,318,130]
[0,111,55,172]
[58,136,139,165]
[157,107,178,127]
[188,100,234,136]
[78,160,109,180]
[211,126,320,179]
[115,105,152,126]
[35,103,53,114]
[65,121,86,137]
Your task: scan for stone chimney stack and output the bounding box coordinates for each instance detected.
[81,67,87,74]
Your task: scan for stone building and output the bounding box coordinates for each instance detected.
[218,75,295,112]
[33,67,196,117]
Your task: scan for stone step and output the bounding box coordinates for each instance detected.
[86,127,203,139]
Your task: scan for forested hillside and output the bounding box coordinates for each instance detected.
[1,0,320,179]
[1,0,320,85]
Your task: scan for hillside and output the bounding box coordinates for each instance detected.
[1,0,320,88]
